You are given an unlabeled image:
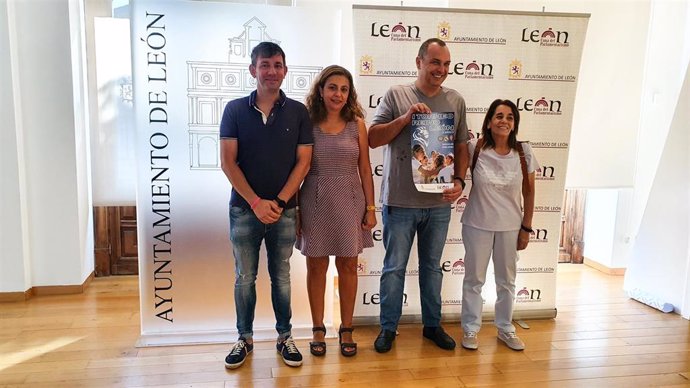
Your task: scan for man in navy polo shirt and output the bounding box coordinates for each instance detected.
[219,42,313,369]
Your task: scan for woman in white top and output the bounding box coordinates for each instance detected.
[460,99,539,351]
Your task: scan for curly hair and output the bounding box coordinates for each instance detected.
[305,65,364,124]
[480,99,521,150]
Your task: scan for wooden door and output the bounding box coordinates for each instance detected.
[559,189,586,263]
[93,206,139,276]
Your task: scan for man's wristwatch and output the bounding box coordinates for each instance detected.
[275,197,287,209]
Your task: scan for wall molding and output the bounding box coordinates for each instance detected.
[584,257,626,276]
[0,271,94,302]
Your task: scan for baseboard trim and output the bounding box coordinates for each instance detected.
[0,272,95,302]
[0,289,32,302]
[584,257,626,275]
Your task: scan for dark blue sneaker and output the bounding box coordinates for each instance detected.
[276,336,303,367]
[224,338,253,369]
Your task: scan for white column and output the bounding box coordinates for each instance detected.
[0,0,93,291]
[1,0,31,293]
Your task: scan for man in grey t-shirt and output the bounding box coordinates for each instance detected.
[368,38,469,353]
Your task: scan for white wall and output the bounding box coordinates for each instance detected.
[623,0,690,318]
[583,189,617,266]
[624,59,690,316]
[0,0,94,291]
[629,0,690,237]
[1,0,31,293]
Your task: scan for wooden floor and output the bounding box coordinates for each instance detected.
[1,264,689,387]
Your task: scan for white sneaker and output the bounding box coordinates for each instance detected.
[461,331,478,350]
[497,331,525,351]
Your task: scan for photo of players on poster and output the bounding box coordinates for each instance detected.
[411,112,456,193]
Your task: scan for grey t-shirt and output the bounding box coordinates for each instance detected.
[371,83,469,208]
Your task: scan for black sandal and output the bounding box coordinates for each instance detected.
[309,326,327,356]
[338,326,357,357]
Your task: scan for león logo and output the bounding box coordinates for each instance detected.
[521,27,570,47]
[508,59,576,82]
[370,22,421,42]
[360,55,373,75]
[516,287,542,303]
[437,21,450,40]
[516,97,563,115]
[509,59,522,79]
[357,258,366,274]
[452,258,465,275]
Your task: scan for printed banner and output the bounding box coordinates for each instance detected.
[353,5,589,322]
[131,0,339,345]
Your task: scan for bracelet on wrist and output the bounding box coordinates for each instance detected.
[250,197,261,209]
[520,224,534,233]
[453,177,466,189]
[366,205,376,211]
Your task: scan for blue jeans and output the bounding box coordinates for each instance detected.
[379,205,451,331]
[229,206,296,340]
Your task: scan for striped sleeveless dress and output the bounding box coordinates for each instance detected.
[296,121,374,257]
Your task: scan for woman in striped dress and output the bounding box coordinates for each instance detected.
[296,65,376,357]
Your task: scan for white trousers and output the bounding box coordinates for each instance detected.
[461,224,519,333]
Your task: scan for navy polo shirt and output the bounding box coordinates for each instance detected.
[220,90,313,209]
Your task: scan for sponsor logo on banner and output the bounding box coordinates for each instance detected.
[371,227,383,242]
[360,55,374,75]
[517,266,556,273]
[442,298,462,305]
[359,55,417,77]
[406,268,419,276]
[535,166,556,181]
[536,165,556,181]
[448,60,494,79]
[442,258,465,275]
[437,21,451,40]
[363,291,408,306]
[509,59,576,82]
[530,141,569,149]
[535,205,562,213]
[530,228,549,243]
[521,27,570,47]
[357,258,367,274]
[516,97,563,116]
[516,287,543,303]
[370,161,384,176]
[453,196,469,213]
[509,59,523,79]
[370,21,421,41]
[467,106,488,114]
[446,236,463,244]
[448,25,507,45]
[367,93,384,109]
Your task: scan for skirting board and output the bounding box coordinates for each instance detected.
[353,308,558,326]
[584,257,626,275]
[0,272,95,302]
[0,289,33,302]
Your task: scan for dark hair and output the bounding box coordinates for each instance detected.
[480,99,520,150]
[305,65,364,123]
[434,154,445,168]
[250,42,285,66]
[418,38,447,59]
[412,144,424,155]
